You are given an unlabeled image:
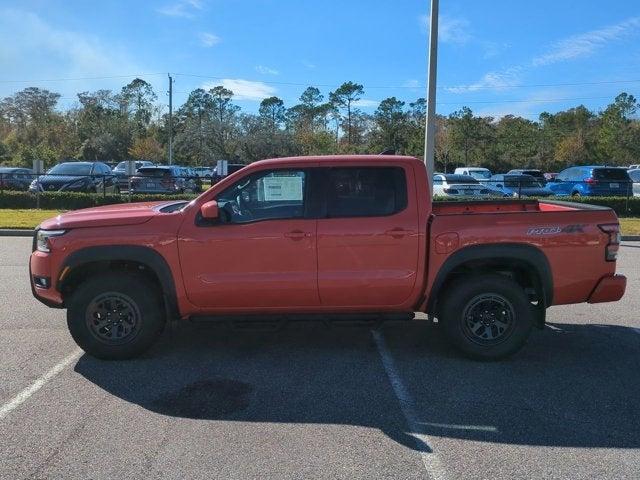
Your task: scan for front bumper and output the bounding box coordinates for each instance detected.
[29,250,64,308]
[587,275,627,304]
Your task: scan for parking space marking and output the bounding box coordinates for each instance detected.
[0,349,82,421]
[371,330,448,480]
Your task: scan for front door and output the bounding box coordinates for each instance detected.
[178,168,319,309]
[316,166,420,307]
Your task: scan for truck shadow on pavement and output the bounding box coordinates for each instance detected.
[74,321,640,452]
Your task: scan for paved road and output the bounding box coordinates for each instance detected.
[1,237,639,480]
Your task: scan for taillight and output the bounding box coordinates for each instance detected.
[599,224,621,261]
[584,177,598,185]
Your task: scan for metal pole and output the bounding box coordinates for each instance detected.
[168,73,174,166]
[423,0,439,197]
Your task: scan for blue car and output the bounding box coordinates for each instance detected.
[548,166,632,197]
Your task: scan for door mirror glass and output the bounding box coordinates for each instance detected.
[201,200,219,220]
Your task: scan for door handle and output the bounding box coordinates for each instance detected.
[384,228,413,239]
[284,230,311,240]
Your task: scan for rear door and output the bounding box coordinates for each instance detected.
[316,165,420,307]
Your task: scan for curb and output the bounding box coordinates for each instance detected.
[0,229,639,241]
[0,229,34,237]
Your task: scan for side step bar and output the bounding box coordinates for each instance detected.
[189,312,415,331]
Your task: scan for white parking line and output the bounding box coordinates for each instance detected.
[371,330,448,480]
[0,349,82,421]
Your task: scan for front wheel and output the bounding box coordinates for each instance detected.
[438,274,534,360]
[67,273,166,360]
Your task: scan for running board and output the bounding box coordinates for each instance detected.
[189,312,415,331]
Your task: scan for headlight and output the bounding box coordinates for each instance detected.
[36,229,66,253]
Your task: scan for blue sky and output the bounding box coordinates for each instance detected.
[1,0,639,119]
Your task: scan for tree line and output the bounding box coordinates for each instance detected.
[0,78,638,173]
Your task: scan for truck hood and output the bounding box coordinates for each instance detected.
[39,201,173,230]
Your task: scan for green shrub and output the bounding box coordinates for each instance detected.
[0,191,197,210]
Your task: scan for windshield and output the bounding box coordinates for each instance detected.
[468,170,491,180]
[504,175,544,187]
[593,168,631,181]
[445,175,480,185]
[48,163,92,176]
[137,168,173,177]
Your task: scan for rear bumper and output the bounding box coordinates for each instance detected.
[588,275,627,304]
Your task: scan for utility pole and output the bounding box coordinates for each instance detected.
[424,0,439,196]
[168,73,174,165]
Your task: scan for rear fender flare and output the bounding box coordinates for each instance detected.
[426,243,553,314]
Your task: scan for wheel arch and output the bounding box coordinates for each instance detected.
[58,245,179,320]
[426,243,553,318]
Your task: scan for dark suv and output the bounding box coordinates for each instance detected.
[112,160,155,190]
[130,166,195,194]
[28,162,118,193]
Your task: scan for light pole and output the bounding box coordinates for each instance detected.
[424,0,439,196]
[168,73,174,165]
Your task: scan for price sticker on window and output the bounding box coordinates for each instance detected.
[262,176,303,201]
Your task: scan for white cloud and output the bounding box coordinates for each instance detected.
[403,79,422,88]
[0,9,149,100]
[199,32,220,47]
[419,14,471,45]
[302,60,316,70]
[202,79,276,101]
[450,16,640,95]
[353,99,379,108]
[158,0,204,18]
[255,65,279,75]
[532,16,640,67]
[446,69,523,94]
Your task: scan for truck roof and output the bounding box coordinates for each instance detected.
[254,155,422,168]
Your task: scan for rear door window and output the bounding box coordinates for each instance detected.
[325,167,407,218]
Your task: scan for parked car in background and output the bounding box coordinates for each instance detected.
[490,174,554,197]
[179,166,202,193]
[433,174,505,197]
[112,160,155,189]
[629,169,640,197]
[506,169,547,185]
[0,167,33,190]
[453,167,492,181]
[628,164,639,170]
[194,166,214,178]
[547,166,632,197]
[130,166,195,194]
[212,163,246,183]
[29,162,118,193]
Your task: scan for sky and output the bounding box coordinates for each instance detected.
[1,0,639,120]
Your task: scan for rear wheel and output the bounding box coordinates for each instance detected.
[438,274,534,360]
[571,191,581,197]
[67,273,165,360]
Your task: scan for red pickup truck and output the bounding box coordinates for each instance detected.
[30,155,626,360]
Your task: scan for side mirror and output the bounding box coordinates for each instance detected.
[201,200,219,220]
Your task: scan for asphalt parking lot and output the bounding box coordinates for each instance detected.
[1,237,639,480]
